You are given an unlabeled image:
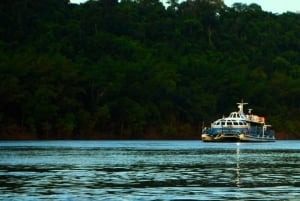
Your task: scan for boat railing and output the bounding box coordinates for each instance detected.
[248,127,274,135]
[264,129,275,137]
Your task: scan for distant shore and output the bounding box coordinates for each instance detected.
[0,131,298,140]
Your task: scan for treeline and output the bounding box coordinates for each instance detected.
[0,0,299,139]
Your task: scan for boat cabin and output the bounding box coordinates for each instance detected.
[212,119,247,127]
[228,112,247,119]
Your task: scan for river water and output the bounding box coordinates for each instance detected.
[0,140,299,201]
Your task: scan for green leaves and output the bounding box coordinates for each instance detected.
[1,0,300,139]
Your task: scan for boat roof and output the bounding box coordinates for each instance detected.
[213,101,266,124]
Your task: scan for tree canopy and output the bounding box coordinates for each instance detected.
[0,0,299,139]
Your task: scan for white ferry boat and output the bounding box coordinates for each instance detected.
[202,101,276,142]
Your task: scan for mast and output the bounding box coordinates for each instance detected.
[237,100,248,113]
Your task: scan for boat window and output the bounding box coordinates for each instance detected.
[221,121,226,125]
[239,122,243,125]
[233,121,238,125]
[227,121,232,125]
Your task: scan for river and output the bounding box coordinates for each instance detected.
[0,140,299,200]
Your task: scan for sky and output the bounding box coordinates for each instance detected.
[70,0,300,14]
[224,0,300,13]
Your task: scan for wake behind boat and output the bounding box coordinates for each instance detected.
[202,101,276,142]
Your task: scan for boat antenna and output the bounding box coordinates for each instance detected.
[237,100,248,113]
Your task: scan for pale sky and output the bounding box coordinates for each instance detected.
[70,0,300,13]
[224,0,300,13]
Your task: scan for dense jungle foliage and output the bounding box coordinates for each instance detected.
[0,0,299,139]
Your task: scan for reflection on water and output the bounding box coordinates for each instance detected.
[0,140,300,200]
[236,142,241,189]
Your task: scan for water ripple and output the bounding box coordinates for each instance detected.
[0,140,299,200]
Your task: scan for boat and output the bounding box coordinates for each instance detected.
[201,101,276,142]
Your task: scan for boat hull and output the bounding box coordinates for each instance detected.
[202,133,275,142]
[201,134,215,142]
[238,134,275,142]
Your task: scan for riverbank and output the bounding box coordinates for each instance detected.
[0,130,298,140]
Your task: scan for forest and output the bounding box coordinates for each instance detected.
[0,0,299,140]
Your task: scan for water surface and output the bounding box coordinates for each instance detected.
[0,140,299,200]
